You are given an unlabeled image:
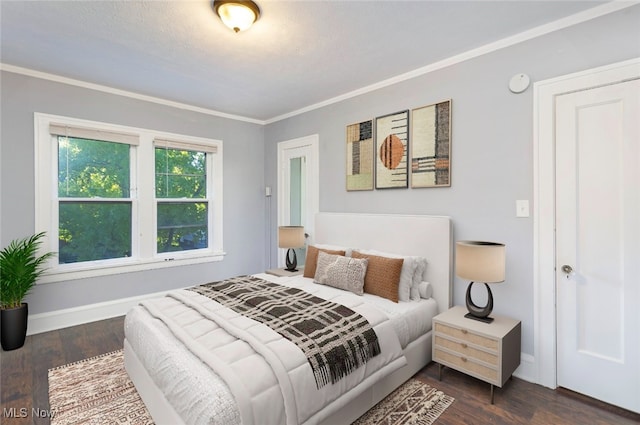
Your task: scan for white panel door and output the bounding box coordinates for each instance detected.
[555,79,640,413]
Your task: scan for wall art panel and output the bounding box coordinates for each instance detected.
[375,110,409,189]
[411,100,451,188]
[346,120,374,191]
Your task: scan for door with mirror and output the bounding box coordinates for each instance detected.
[277,135,319,270]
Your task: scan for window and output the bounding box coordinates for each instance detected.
[58,136,133,263]
[35,114,224,282]
[154,140,215,254]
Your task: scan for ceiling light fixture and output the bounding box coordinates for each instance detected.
[213,0,260,33]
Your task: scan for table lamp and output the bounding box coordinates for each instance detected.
[278,226,305,272]
[455,241,506,323]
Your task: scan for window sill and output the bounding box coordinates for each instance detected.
[37,252,226,284]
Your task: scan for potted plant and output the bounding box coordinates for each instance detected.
[0,232,55,351]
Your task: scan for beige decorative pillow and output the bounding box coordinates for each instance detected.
[351,251,404,303]
[303,245,346,278]
[314,251,368,295]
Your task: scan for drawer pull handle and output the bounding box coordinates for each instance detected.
[461,329,468,334]
[461,357,467,362]
[461,343,468,349]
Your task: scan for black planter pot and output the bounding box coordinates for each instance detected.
[1,303,28,351]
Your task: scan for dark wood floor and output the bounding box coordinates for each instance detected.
[1,316,126,425]
[1,317,638,425]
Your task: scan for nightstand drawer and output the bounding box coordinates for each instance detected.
[433,306,522,403]
[434,335,498,366]
[434,348,498,383]
[434,322,499,351]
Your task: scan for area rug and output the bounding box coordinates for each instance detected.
[48,350,152,425]
[48,349,454,425]
[352,378,454,425]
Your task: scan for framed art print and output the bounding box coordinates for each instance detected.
[346,120,374,191]
[411,99,451,188]
[375,110,409,189]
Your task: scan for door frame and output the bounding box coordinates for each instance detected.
[276,134,319,267]
[533,57,640,389]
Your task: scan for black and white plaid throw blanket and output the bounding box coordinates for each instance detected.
[188,275,381,388]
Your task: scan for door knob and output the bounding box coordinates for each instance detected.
[561,264,573,274]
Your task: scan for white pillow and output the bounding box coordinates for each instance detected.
[411,258,428,300]
[418,281,433,299]
[314,251,368,295]
[354,249,417,302]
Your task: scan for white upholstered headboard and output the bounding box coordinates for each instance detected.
[314,213,453,313]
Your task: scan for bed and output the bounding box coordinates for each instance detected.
[124,213,452,425]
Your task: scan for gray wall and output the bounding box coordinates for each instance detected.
[264,6,640,357]
[1,5,638,353]
[0,71,266,314]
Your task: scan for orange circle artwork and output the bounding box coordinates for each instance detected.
[379,135,404,170]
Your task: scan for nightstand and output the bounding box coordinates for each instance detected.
[432,305,521,403]
[265,267,304,277]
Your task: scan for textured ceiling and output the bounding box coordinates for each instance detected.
[1,1,609,122]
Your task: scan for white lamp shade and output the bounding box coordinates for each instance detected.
[455,241,505,283]
[278,226,305,249]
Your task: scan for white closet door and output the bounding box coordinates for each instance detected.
[555,79,640,413]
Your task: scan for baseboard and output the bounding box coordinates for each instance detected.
[513,352,536,383]
[27,290,176,335]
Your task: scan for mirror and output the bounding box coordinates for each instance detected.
[277,134,318,270]
[289,157,306,265]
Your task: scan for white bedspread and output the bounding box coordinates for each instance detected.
[125,307,241,425]
[264,274,438,348]
[135,274,407,425]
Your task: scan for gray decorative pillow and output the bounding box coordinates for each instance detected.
[314,251,368,295]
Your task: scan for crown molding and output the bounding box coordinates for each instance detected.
[2,2,634,126]
[265,2,637,124]
[0,63,266,125]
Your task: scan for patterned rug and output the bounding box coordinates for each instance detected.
[352,378,455,425]
[48,349,454,425]
[48,350,152,425]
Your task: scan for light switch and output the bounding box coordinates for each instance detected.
[516,200,530,217]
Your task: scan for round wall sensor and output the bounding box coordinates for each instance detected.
[509,73,530,93]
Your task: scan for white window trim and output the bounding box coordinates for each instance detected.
[34,113,224,283]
